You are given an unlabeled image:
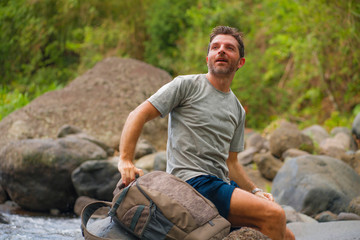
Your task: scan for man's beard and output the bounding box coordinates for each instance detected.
[208,59,239,76]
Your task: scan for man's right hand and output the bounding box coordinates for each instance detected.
[118,158,144,186]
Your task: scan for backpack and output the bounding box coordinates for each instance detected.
[81,171,231,239]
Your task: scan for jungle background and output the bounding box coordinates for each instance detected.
[1,0,359,130]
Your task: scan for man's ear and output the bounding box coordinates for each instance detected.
[206,56,209,64]
[238,58,245,69]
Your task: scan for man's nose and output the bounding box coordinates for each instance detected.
[218,45,225,54]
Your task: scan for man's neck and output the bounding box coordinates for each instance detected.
[205,72,234,93]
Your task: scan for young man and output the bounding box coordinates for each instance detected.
[118,26,295,240]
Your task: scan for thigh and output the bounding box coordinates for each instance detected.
[228,188,280,228]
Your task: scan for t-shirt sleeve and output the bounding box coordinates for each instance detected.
[229,107,245,152]
[148,76,186,118]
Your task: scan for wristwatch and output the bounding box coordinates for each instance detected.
[251,188,263,194]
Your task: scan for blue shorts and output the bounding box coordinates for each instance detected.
[186,175,239,219]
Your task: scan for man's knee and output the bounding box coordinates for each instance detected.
[266,203,286,224]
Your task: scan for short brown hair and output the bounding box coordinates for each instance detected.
[208,26,245,58]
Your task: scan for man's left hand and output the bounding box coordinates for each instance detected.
[255,191,274,202]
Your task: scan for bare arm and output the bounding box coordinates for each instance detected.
[226,152,274,201]
[118,100,161,186]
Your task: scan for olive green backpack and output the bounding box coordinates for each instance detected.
[81,171,231,240]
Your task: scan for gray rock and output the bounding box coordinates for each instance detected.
[315,211,337,222]
[272,155,360,216]
[287,220,360,240]
[153,151,167,171]
[0,213,9,224]
[283,205,317,224]
[254,152,283,181]
[57,125,115,156]
[243,165,273,192]
[352,150,360,175]
[223,227,270,240]
[74,196,109,217]
[237,146,258,165]
[0,58,170,153]
[330,127,351,137]
[134,139,156,159]
[0,137,107,212]
[302,125,329,145]
[245,132,267,151]
[72,158,120,201]
[135,153,157,172]
[0,185,8,204]
[348,196,360,216]
[319,140,346,159]
[269,122,314,158]
[281,148,310,161]
[57,124,83,137]
[337,212,360,221]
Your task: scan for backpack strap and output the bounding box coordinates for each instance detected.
[81,201,112,240]
[108,184,131,217]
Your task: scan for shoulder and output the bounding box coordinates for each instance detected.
[173,74,206,84]
[171,74,207,92]
[229,91,246,119]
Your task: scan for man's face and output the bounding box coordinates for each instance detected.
[207,34,244,76]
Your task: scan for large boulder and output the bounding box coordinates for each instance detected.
[0,137,107,212]
[269,122,314,158]
[0,58,171,151]
[272,155,360,216]
[71,158,120,201]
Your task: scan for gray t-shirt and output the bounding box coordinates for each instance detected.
[148,74,245,183]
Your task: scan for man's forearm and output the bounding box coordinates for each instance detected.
[228,161,256,193]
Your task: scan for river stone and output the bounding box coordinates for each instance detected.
[0,137,107,212]
[315,211,338,222]
[288,221,360,240]
[0,58,171,152]
[135,153,157,172]
[347,196,360,216]
[272,155,360,216]
[245,132,267,151]
[237,146,258,165]
[282,148,310,161]
[153,151,167,171]
[269,122,314,158]
[283,205,317,224]
[223,227,270,240]
[71,158,120,201]
[253,152,283,180]
[134,139,156,159]
[0,185,8,204]
[57,124,114,156]
[302,125,329,145]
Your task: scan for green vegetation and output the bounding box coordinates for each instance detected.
[1,0,359,130]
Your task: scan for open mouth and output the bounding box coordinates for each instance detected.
[215,58,228,63]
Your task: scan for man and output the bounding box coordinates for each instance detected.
[118,26,295,240]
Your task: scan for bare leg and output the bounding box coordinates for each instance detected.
[227,188,295,240]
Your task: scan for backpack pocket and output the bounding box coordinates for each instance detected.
[142,208,175,240]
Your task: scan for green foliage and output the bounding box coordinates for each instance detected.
[0,88,29,121]
[1,0,359,130]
